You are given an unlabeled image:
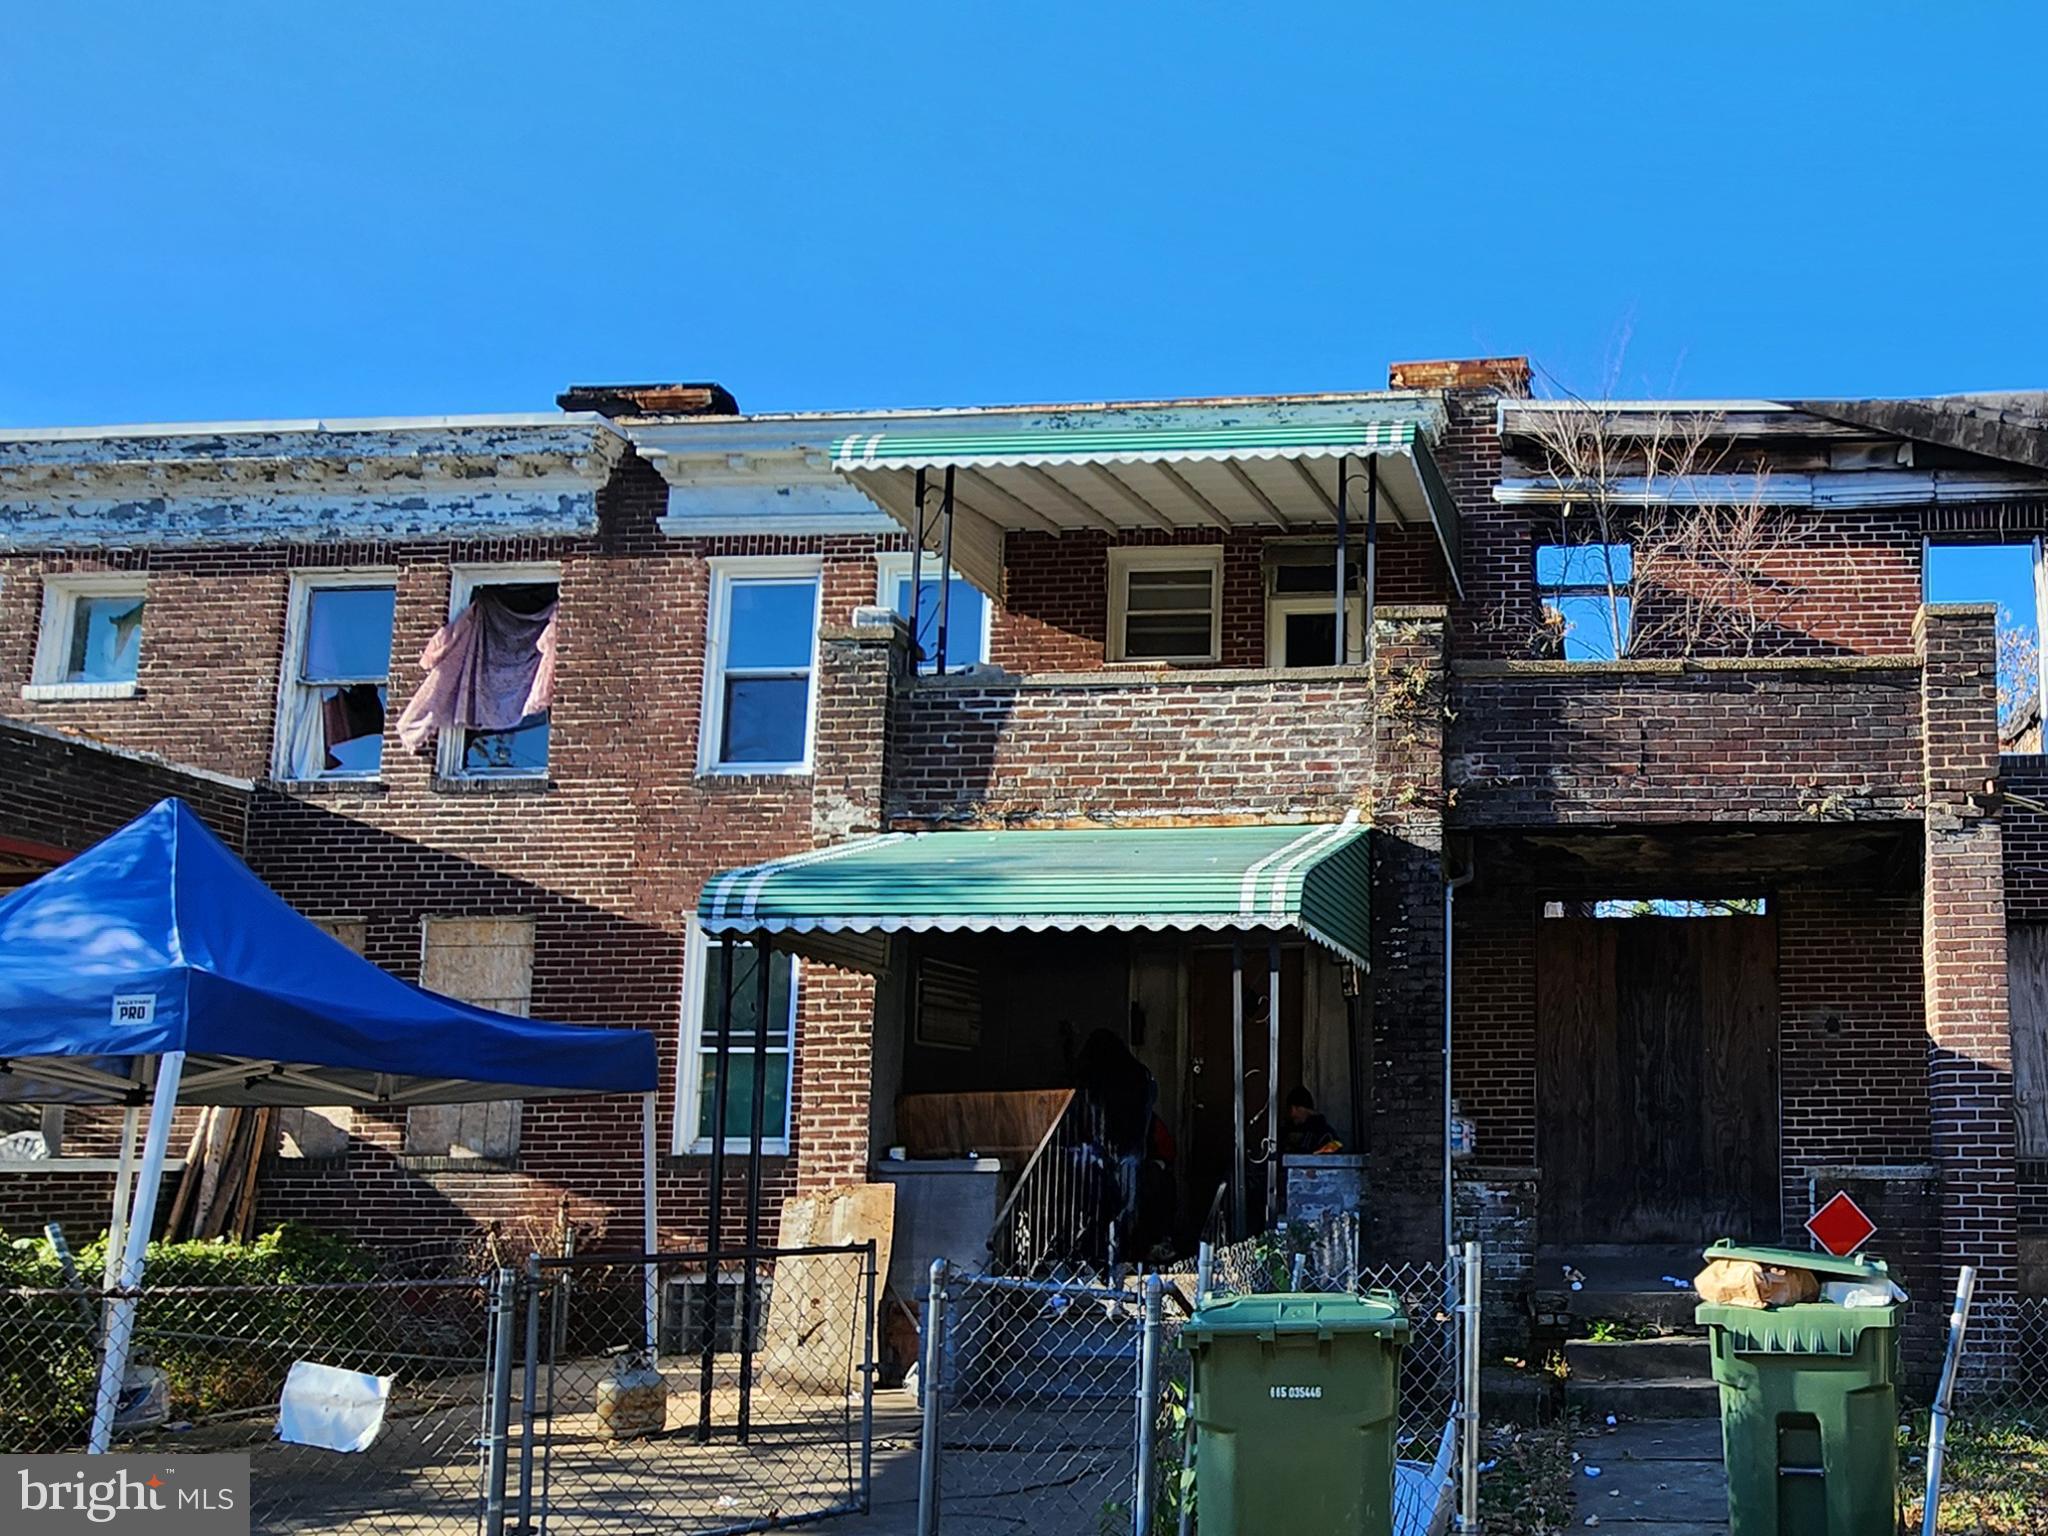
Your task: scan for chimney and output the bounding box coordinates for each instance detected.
[1387,357,1532,396]
[556,382,739,418]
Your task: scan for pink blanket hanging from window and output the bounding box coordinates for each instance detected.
[396,594,557,751]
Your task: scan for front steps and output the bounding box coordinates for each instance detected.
[1547,1247,1721,1421]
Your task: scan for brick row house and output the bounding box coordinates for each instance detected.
[5,365,2048,1374]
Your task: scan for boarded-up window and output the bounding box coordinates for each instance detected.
[277,920,368,1159]
[2010,924,2048,1159]
[405,918,534,1163]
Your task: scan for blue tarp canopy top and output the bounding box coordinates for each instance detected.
[0,799,656,1107]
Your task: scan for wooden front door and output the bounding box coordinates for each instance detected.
[1186,945,1304,1233]
[1536,915,1780,1245]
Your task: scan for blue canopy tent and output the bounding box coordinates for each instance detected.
[0,799,660,1452]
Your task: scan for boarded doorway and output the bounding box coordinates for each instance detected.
[1536,912,1780,1245]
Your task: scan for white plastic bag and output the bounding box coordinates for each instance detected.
[1820,1278,1906,1308]
[278,1360,393,1452]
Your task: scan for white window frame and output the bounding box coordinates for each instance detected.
[1107,546,1224,665]
[437,561,563,781]
[25,572,149,700]
[272,568,400,782]
[698,555,824,775]
[1265,594,1364,666]
[674,917,797,1157]
[874,553,993,671]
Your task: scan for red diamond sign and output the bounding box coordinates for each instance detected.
[1806,1191,1877,1257]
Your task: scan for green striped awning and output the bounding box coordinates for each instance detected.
[825,414,1458,599]
[697,819,1371,974]
[828,420,1418,471]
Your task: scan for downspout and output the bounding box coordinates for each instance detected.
[1443,858,1475,1265]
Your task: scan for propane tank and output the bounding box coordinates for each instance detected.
[595,1350,666,1439]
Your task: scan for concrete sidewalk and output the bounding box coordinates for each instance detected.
[1572,1417,1727,1533]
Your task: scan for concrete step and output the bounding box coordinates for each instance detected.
[1565,1334,1711,1383]
[1566,1286,1703,1333]
[1570,1376,1722,1420]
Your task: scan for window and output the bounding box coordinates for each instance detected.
[1265,553,1363,666]
[27,573,147,698]
[1534,541,1633,661]
[1108,547,1223,664]
[404,918,534,1163]
[875,554,989,670]
[276,919,367,1159]
[276,574,397,780]
[676,920,795,1154]
[702,559,822,772]
[440,565,559,779]
[1543,897,1767,918]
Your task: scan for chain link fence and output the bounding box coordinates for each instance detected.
[915,1230,1480,1536]
[2,1272,497,1534]
[511,1244,876,1536]
[1908,1288,2048,1531]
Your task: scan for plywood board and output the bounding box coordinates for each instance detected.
[895,1090,1073,1163]
[762,1183,895,1391]
[2011,924,2048,1159]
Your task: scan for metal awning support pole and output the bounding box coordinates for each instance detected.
[103,1102,142,1290]
[1334,455,1349,664]
[697,936,737,1442]
[909,468,927,667]
[89,1050,184,1454]
[1231,938,1247,1241]
[936,467,956,676]
[641,1091,659,1359]
[738,933,772,1444]
[1266,939,1282,1231]
[1366,458,1379,670]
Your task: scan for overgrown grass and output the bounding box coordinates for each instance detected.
[1476,1419,1577,1535]
[1902,1411,2048,1535]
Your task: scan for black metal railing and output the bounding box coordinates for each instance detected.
[987,1090,1122,1276]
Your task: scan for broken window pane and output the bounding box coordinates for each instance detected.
[455,582,557,776]
[64,594,145,683]
[281,581,395,779]
[1536,540,1633,661]
[1926,542,2040,736]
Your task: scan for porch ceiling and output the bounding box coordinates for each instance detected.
[1474,823,1921,896]
[697,818,1371,975]
[829,420,1459,597]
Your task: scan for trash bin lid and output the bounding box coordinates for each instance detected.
[1701,1239,1891,1285]
[1695,1301,1899,1352]
[1181,1290,1410,1344]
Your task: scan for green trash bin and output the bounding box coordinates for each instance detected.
[1695,1240,1902,1536]
[1181,1291,1410,1536]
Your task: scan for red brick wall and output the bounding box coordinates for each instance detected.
[1448,662,1924,825]
[994,526,1446,674]
[1920,604,2019,1301]
[0,453,900,1255]
[886,670,1378,824]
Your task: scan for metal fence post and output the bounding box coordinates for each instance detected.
[1458,1241,1482,1535]
[516,1255,543,1536]
[1133,1273,1165,1536]
[916,1258,947,1536]
[1922,1265,1978,1536]
[860,1239,879,1513]
[483,1265,519,1536]
[1195,1240,1214,1305]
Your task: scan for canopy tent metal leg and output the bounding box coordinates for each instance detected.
[103,1103,141,1290]
[88,1050,184,1454]
[641,1091,659,1359]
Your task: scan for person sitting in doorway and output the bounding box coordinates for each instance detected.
[1282,1087,1343,1156]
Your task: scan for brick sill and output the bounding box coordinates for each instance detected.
[1453,654,1921,679]
[911,663,1377,692]
[398,1156,522,1175]
[270,777,389,799]
[433,776,554,795]
[664,1153,792,1170]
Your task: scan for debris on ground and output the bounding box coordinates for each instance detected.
[1477,1420,1576,1536]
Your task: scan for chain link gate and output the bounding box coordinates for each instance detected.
[914,1239,1482,1536]
[490,1243,877,1536]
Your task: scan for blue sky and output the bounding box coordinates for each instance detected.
[2,3,2044,426]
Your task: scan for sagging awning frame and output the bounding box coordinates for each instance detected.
[836,420,1463,675]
